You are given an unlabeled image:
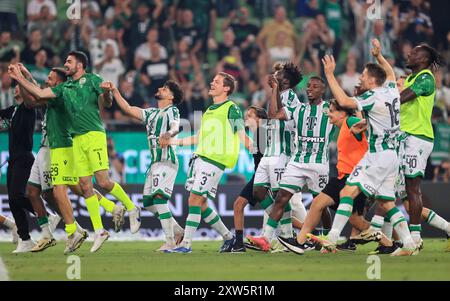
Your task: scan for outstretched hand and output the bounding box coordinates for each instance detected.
[321,55,336,75]
[371,39,382,57]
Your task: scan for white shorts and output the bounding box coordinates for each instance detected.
[143,161,178,199]
[347,150,399,201]
[401,134,433,178]
[27,146,52,191]
[279,161,329,195]
[185,156,224,200]
[254,153,290,191]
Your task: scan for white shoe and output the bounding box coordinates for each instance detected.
[156,241,177,252]
[64,231,86,255]
[112,204,126,233]
[390,247,415,256]
[90,230,110,253]
[31,237,56,252]
[129,207,141,234]
[49,214,62,233]
[11,225,19,244]
[270,239,289,253]
[12,239,36,253]
[360,228,382,242]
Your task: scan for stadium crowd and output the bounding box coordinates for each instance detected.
[0,0,449,181]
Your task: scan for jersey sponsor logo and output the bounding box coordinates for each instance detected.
[306,116,318,131]
[298,136,325,143]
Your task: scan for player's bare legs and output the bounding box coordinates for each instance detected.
[233,197,248,236]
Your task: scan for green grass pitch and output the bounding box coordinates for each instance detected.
[1,239,449,281]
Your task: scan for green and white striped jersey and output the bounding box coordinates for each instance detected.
[141,105,180,164]
[354,81,400,153]
[264,89,300,157]
[40,107,49,148]
[285,100,334,164]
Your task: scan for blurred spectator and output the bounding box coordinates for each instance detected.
[20,29,54,65]
[26,49,50,87]
[107,137,125,184]
[248,76,268,108]
[0,70,15,109]
[299,14,333,67]
[28,5,58,48]
[148,0,177,48]
[180,71,209,121]
[433,160,450,183]
[107,75,145,122]
[257,6,296,77]
[170,38,200,84]
[0,0,19,35]
[105,0,132,29]
[296,0,320,17]
[129,2,154,57]
[216,46,248,93]
[364,20,393,63]
[140,43,170,106]
[337,54,361,95]
[135,27,168,61]
[268,31,296,66]
[435,69,450,120]
[397,40,413,69]
[174,9,202,57]
[399,0,433,45]
[221,7,259,72]
[27,0,56,23]
[60,18,90,61]
[0,31,21,64]
[95,43,125,89]
[216,0,239,17]
[81,0,103,21]
[89,23,120,69]
[177,0,217,56]
[27,0,56,34]
[216,29,236,60]
[386,55,406,79]
[322,0,343,59]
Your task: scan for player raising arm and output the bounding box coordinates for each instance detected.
[103,80,186,252]
[319,42,416,256]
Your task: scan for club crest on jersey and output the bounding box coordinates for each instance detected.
[79,77,86,86]
[306,116,317,131]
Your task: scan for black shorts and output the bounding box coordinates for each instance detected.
[321,176,366,215]
[240,174,258,206]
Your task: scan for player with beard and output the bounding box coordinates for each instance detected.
[102,80,186,252]
[9,51,141,253]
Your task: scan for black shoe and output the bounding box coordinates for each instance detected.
[369,241,401,255]
[231,244,246,253]
[277,236,315,255]
[337,240,357,252]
